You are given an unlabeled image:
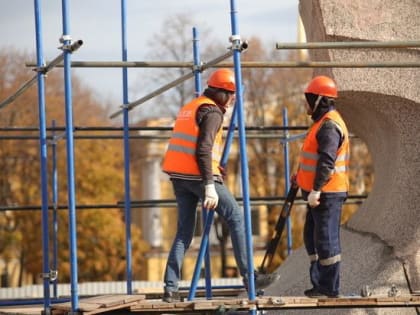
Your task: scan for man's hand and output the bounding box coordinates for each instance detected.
[204,184,219,210]
[308,190,321,208]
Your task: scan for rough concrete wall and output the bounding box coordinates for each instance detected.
[266,230,416,315]
[262,1,420,314]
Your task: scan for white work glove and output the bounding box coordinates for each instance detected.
[204,184,219,210]
[308,190,321,208]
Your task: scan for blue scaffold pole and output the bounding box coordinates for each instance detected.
[121,0,133,294]
[33,0,51,312]
[229,0,257,308]
[61,0,79,311]
[187,209,215,301]
[282,108,293,255]
[191,27,213,300]
[51,120,59,298]
[192,28,202,98]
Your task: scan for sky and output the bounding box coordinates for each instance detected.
[0,0,300,119]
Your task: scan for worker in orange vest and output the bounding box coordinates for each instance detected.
[161,69,277,302]
[295,75,350,298]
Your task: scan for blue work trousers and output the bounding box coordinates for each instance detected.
[164,179,248,292]
[303,194,345,296]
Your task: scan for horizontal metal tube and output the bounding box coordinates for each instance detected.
[0,195,366,211]
[0,40,83,109]
[276,40,420,50]
[109,43,248,119]
[236,61,420,68]
[0,133,307,140]
[0,125,308,132]
[26,60,420,69]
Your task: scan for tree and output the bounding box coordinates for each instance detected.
[131,13,226,121]
[0,50,149,285]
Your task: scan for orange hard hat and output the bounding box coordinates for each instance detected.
[305,75,338,98]
[207,69,236,92]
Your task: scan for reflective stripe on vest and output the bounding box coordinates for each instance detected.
[296,110,350,193]
[162,96,223,176]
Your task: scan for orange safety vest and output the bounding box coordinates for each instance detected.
[162,96,223,177]
[296,110,350,193]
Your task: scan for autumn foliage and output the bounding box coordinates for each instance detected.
[0,50,149,285]
[0,33,373,286]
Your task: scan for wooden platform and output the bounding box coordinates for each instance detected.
[0,294,419,314]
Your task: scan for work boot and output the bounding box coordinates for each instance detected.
[162,290,181,303]
[304,287,340,298]
[243,270,280,291]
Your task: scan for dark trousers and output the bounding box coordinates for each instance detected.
[164,179,248,292]
[303,195,345,296]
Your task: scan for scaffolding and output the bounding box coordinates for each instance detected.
[0,1,419,314]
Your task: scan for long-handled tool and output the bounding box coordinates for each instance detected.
[259,185,299,273]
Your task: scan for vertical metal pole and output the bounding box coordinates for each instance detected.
[187,210,215,301]
[192,27,212,299]
[121,0,133,294]
[229,0,256,304]
[282,108,292,255]
[33,0,51,311]
[61,0,79,311]
[192,28,202,98]
[51,120,59,298]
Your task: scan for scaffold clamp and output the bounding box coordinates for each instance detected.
[120,103,130,110]
[39,269,58,282]
[229,34,242,50]
[193,62,204,73]
[230,39,248,52]
[229,34,241,43]
[33,63,48,75]
[59,34,72,43]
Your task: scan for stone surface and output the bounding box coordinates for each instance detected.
[263,229,417,315]
[263,1,420,314]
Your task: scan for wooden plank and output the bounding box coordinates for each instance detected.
[52,301,98,312]
[85,302,139,315]
[191,300,252,312]
[48,294,420,314]
[0,305,44,315]
[130,299,195,312]
[258,296,316,309]
[81,294,145,307]
[135,287,245,299]
[173,301,195,310]
[150,301,175,309]
[317,297,376,306]
[256,296,286,306]
[52,295,145,313]
[192,301,214,310]
[130,300,158,310]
